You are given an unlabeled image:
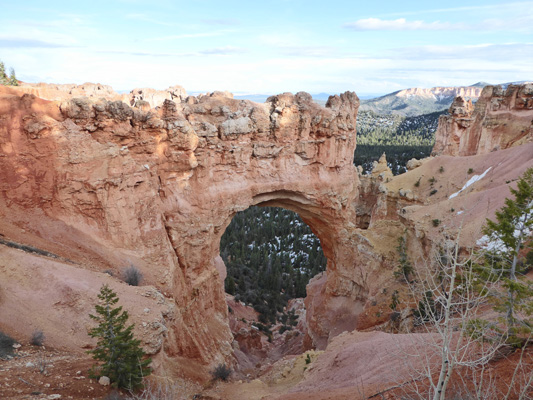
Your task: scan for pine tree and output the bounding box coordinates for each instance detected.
[0,61,7,85]
[478,167,533,341]
[88,285,151,390]
[8,68,18,86]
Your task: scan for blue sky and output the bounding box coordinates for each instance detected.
[1,0,532,95]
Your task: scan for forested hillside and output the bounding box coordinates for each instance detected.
[353,110,441,174]
[356,110,442,146]
[354,144,433,175]
[221,207,326,323]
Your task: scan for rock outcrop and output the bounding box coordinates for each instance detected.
[395,85,482,100]
[433,83,533,156]
[0,85,363,371]
[128,85,187,108]
[16,82,188,110]
[16,82,122,102]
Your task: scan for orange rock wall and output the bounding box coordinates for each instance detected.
[0,86,366,364]
[433,84,533,156]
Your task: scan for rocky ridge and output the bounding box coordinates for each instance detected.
[360,84,484,116]
[433,83,533,156]
[15,82,188,110]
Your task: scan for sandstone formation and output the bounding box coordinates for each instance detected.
[17,82,188,110]
[128,85,187,109]
[0,85,364,373]
[2,80,533,388]
[16,82,122,102]
[395,85,482,100]
[433,83,533,156]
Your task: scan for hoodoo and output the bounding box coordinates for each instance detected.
[433,83,533,156]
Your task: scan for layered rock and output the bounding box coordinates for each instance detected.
[395,85,482,100]
[0,86,363,369]
[16,82,122,102]
[433,83,533,156]
[16,82,188,109]
[128,85,187,108]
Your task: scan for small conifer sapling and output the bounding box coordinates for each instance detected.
[88,284,151,390]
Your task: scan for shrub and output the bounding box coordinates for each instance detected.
[211,363,231,381]
[467,168,474,174]
[394,235,413,282]
[279,325,292,334]
[30,330,45,346]
[252,322,272,336]
[0,331,16,359]
[127,380,183,400]
[35,353,48,374]
[305,353,311,364]
[389,311,401,323]
[429,177,436,184]
[432,219,441,227]
[389,290,400,311]
[439,166,444,173]
[414,177,421,187]
[123,265,142,286]
[429,189,438,196]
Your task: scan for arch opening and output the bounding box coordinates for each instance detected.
[220,205,327,327]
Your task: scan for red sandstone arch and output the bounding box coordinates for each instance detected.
[0,86,367,368]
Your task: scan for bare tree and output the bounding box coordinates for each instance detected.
[399,227,505,400]
[395,219,533,400]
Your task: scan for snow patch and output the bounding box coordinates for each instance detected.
[449,167,492,199]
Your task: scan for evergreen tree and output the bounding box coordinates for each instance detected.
[88,285,151,390]
[478,167,533,340]
[0,61,7,85]
[394,234,413,282]
[8,68,18,86]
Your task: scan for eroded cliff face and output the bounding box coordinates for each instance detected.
[0,86,365,369]
[395,85,482,100]
[16,82,188,109]
[433,83,533,156]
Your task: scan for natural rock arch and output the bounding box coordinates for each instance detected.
[155,91,370,361]
[0,86,370,367]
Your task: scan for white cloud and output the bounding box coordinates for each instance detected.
[344,18,465,31]
[379,2,533,17]
[124,13,174,26]
[393,43,533,61]
[279,46,336,57]
[145,30,233,42]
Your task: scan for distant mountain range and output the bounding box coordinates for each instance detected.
[359,81,531,116]
[359,85,483,117]
[217,81,531,116]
